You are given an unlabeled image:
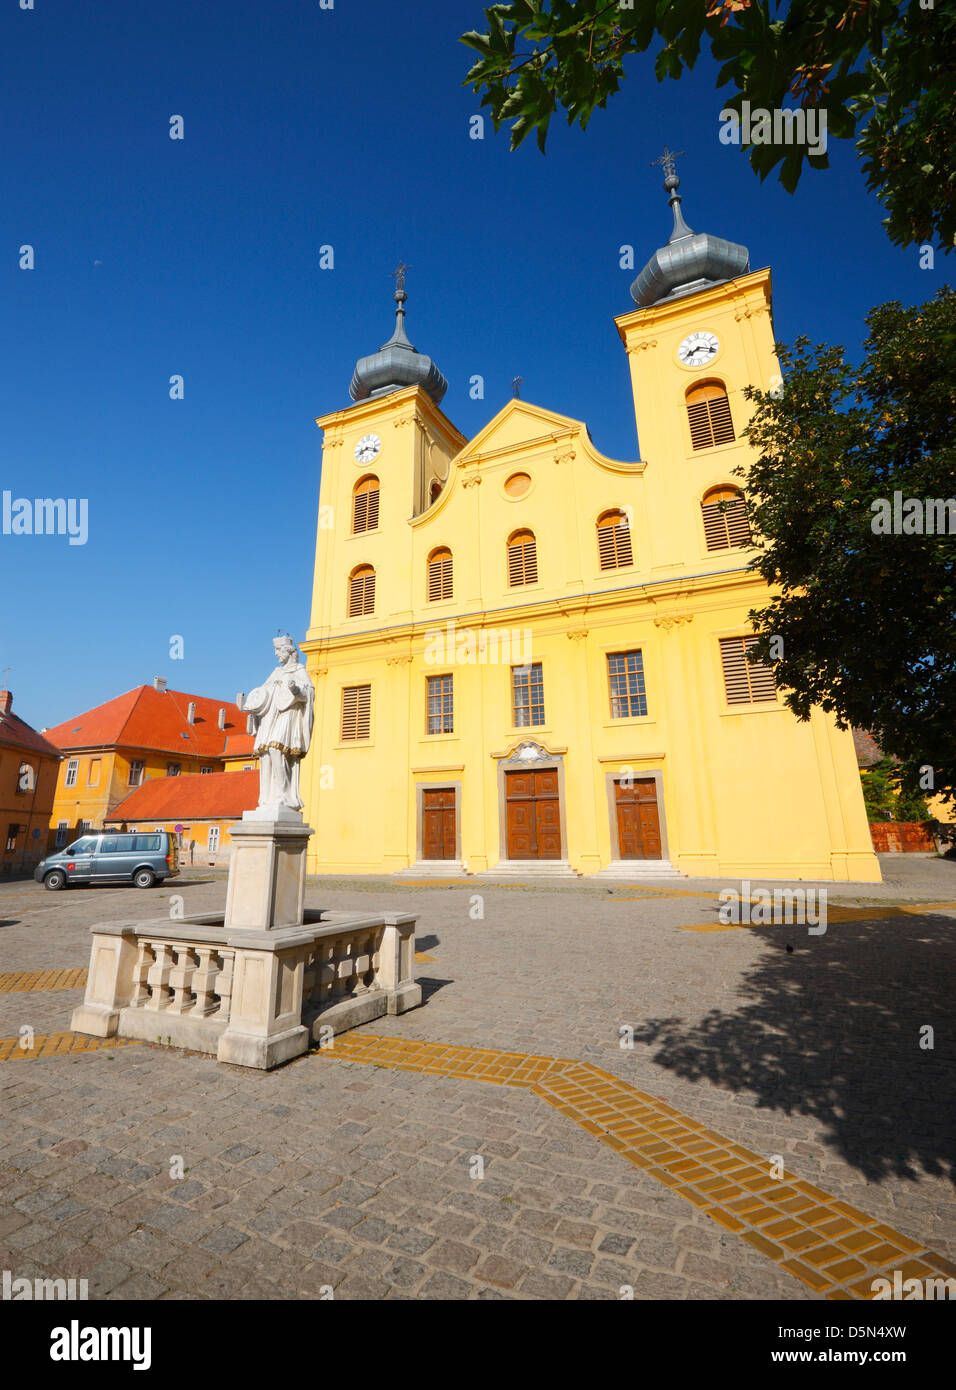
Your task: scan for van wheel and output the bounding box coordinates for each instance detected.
[133,868,156,889]
[44,869,67,891]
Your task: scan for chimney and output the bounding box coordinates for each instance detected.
[236,692,245,711]
[218,707,226,731]
[0,690,11,714]
[153,677,167,692]
[187,702,196,724]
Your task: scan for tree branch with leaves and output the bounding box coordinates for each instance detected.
[461,0,956,250]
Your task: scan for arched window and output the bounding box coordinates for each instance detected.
[427,547,453,602]
[686,381,735,450]
[701,486,751,551]
[348,565,375,617]
[507,529,538,587]
[352,476,380,534]
[596,510,633,570]
[429,479,443,505]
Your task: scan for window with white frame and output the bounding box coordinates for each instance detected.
[64,758,78,788]
[128,760,145,787]
[55,821,69,848]
[207,826,221,853]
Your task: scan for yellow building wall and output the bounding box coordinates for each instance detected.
[300,270,881,883]
[49,748,221,841]
[0,747,60,870]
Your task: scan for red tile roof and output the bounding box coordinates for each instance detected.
[0,700,62,761]
[104,770,258,823]
[43,686,247,758]
[222,732,255,757]
[852,728,883,768]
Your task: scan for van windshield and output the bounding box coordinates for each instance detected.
[66,838,96,854]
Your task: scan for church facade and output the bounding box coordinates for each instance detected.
[299,172,881,883]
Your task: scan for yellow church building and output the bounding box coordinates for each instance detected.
[299,166,881,883]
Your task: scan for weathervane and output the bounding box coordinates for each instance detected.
[650,146,684,180]
[512,376,523,399]
[390,261,413,294]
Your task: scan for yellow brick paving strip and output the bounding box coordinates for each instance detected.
[675,902,956,934]
[0,967,89,993]
[317,1033,956,1301]
[0,1032,140,1060]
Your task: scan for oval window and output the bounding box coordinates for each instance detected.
[504,472,531,498]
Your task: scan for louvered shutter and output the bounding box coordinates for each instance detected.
[686,384,736,451]
[427,550,453,602]
[719,636,777,705]
[352,478,379,534]
[597,512,633,570]
[508,532,538,586]
[348,568,375,617]
[341,684,372,740]
[701,490,751,551]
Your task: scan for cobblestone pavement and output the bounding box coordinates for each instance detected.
[0,857,953,1300]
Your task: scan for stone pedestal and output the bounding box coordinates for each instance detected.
[224,815,313,931]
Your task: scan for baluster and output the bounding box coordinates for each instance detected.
[146,942,175,1011]
[131,941,154,1007]
[214,949,235,1020]
[192,946,220,1017]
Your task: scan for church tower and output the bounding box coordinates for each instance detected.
[615,150,776,573]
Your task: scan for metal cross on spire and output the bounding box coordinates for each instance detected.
[650,146,685,180]
[390,261,413,294]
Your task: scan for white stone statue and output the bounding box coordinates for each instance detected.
[243,636,315,816]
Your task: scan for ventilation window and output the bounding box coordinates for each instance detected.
[427,548,453,603]
[719,636,777,705]
[701,487,752,551]
[507,530,538,587]
[348,565,375,617]
[352,476,380,534]
[686,382,735,450]
[429,479,443,505]
[596,510,634,570]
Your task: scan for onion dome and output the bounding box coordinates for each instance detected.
[349,263,448,406]
[631,149,750,308]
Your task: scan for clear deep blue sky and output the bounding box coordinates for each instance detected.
[0,0,940,730]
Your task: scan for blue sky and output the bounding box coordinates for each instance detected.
[0,0,941,731]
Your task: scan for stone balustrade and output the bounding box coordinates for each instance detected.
[71,909,420,1070]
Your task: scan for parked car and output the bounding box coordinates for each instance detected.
[34,830,180,890]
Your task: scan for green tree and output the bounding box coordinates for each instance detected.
[740,286,956,805]
[462,1,956,250]
[860,756,930,821]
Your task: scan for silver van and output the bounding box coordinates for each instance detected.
[34,830,180,891]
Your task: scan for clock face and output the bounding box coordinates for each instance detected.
[354,433,381,464]
[678,331,720,368]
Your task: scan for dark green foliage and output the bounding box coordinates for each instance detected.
[462,1,956,250]
[739,287,956,805]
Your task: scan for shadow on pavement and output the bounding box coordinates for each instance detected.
[631,912,956,1184]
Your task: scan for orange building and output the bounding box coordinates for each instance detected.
[104,769,258,864]
[0,689,62,874]
[43,679,255,849]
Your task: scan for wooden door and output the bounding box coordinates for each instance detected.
[505,768,561,860]
[422,789,456,860]
[615,778,662,860]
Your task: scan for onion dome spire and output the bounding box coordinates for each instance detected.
[349,263,448,406]
[630,149,750,308]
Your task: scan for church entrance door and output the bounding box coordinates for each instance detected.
[505,769,561,859]
[422,789,456,860]
[615,778,662,859]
